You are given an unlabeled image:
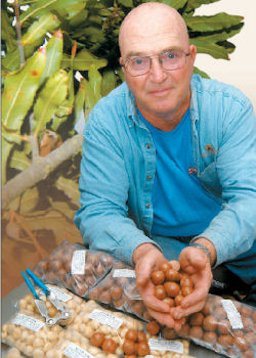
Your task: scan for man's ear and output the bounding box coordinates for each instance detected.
[189,44,197,64]
[119,57,125,73]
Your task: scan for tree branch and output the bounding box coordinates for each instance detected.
[2,134,83,210]
[14,0,25,66]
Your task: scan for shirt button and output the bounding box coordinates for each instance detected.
[145,143,152,149]
[145,203,151,208]
[146,175,152,180]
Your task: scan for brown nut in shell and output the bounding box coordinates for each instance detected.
[146,321,160,336]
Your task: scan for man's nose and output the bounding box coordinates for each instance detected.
[149,58,168,82]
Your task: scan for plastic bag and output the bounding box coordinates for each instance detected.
[34,240,114,297]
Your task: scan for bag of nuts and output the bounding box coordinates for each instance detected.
[34,240,114,297]
[176,294,256,358]
[67,299,145,356]
[88,261,153,321]
[1,311,64,357]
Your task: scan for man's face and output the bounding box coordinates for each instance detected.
[120,22,196,122]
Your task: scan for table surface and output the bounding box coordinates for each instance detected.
[1,284,224,358]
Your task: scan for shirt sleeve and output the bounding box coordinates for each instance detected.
[198,95,256,266]
[74,104,161,265]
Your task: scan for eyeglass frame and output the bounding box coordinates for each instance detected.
[120,48,191,77]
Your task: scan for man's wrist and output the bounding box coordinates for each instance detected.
[190,237,216,266]
[132,243,158,265]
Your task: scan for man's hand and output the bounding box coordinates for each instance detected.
[170,243,213,321]
[133,243,185,329]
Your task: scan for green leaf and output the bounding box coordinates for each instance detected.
[101,70,117,96]
[40,30,64,85]
[2,48,47,133]
[21,13,60,47]
[61,49,107,71]
[185,13,244,33]
[20,0,86,25]
[190,38,229,59]
[33,69,69,135]
[1,137,14,185]
[185,0,221,13]
[20,187,40,214]
[193,66,210,79]
[88,66,102,103]
[74,78,86,127]
[55,176,80,206]
[10,150,31,172]
[160,0,188,10]
[117,0,133,8]
[1,10,17,52]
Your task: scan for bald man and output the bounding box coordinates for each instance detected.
[75,2,256,327]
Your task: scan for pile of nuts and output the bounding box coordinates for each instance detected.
[151,260,194,307]
[122,329,150,357]
[34,240,113,297]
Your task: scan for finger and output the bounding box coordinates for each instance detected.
[143,293,170,314]
[171,299,206,319]
[147,308,176,328]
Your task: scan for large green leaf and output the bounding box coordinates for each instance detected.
[2,138,14,185]
[20,0,86,25]
[160,0,188,10]
[33,69,69,135]
[22,13,60,47]
[185,13,243,33]
[101,70,118,96]
[10,150,31,172]
[40,29,64,85]
[74,78,86,126]
[62,49,107,71]
[190,37,229,59]
[1,10,16,52]
[185,0,221,13]
[2,48,47,133]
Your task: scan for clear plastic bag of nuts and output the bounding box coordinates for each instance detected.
[1,311,64,357]
[67,299,145,356]
[176,294,256,358]
[17,284,87,326]
[88,261,153,321]
[34,240,114,297]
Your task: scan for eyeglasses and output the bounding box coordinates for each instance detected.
[122,49,191,77]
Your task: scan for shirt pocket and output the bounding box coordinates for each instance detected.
[197,160,222,200]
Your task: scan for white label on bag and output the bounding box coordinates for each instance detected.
[221,299,243,329]
[64,343,93,358]
[11,313,45,331]
[71,250,86,274]
[88,309,123,330]
[46,285,72,302]
[149,338,184,353]
[113,269,136,278]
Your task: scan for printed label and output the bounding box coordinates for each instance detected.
[46,285,72,302]
[71,250,86,275]
[221,299,243,329]
[149,339,184,354]
[64,343,93,358]
[11,313,45,332]
[88,309,123,330]
[113,269,136,278]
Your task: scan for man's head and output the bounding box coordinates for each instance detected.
[119,2,196,127]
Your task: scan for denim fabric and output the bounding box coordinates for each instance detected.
[74,74,256,268]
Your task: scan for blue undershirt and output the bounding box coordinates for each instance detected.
[139,110,221,237]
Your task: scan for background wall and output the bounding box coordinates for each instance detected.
[195,0,256,109]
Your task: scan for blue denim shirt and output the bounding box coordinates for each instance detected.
[74,74,256,267]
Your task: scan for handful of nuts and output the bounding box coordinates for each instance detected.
[151,260,194,307]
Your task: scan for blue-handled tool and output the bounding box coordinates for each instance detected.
[22,268,70,326]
